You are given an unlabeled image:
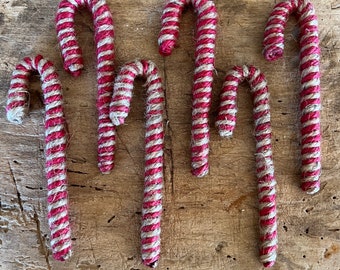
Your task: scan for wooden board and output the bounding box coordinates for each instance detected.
[0,0,339,269]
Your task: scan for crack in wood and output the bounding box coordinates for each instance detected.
[163,57,175,196]
[67,169,89,175]
[25,186,43,190]
[33,209,51,270]
[116,132,141,176]
[70,157,87,164]
[70,184,104,191]
[8,161,26,224]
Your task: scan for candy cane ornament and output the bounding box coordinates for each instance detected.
[263,0,321,194]
[6,55,72,261]
[216,65,278,268]
[109,60,164,268]
[158,0,217,177]
[56,0,115,174]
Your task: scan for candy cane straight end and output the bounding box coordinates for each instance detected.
[143,259,159,268]
[191,137,210,178]
[260,236,278,268]
[191,164,209,178]
[98,151,115,174]
[263,261,275,268]
[303,186,320,195]
[53,249,73,261]
[301,174,321,195]
[100,169,111,175]
[6,55,72,261]
[303,185,320,195]
[265,263,275,268]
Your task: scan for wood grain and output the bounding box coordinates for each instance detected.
[0,0,339,269]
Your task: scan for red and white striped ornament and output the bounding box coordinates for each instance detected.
[109,60,164,268]
[263,0,321,194]
[6,55,72,261]
[158,0,217,177]
[216,65,278,268]
[56,0,116,174]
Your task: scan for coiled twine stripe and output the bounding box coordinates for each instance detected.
[216,65,278,268]
[6,55,72,261]
[263,0,321,194]
[109,60,164,268]
[56,0,116,174]
[158,0,217,177]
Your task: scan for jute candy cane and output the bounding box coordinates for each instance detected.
[158,0,217,177]
[109,60,164,268]
[6,55,72,261]
[56,0,115,174]
[216,65,278,268]
[263,0,321,194]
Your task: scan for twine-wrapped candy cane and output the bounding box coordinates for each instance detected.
[56,0,115,174]
[263,0,321,194]
[109,60,164,268]
[6,55,72,261]
[158,0,217,177]
[216,65,278,268]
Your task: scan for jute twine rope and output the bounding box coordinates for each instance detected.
[6,55,72,261]
[158,0,217,177]
[263,0,321,194]
[216,65,278,268]
[56,0,116,174]
[109,60,164,268]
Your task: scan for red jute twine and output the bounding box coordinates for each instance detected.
[263,0,321,194]
[109,60,164,268]
[216,65,278,268]
[158,0,218,177]
[56,0,116,174]
[6,55,72,261]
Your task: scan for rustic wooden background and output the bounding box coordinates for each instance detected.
[0,0,339,269]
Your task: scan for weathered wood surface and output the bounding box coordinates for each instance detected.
[0,0,339,269]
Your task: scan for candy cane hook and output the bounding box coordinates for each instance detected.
[109,60,164,268]
[56,0,115,174]
[216,65,278,268]
[6,55,72,261]
[263,0,321,194]
[158,0,217,177]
